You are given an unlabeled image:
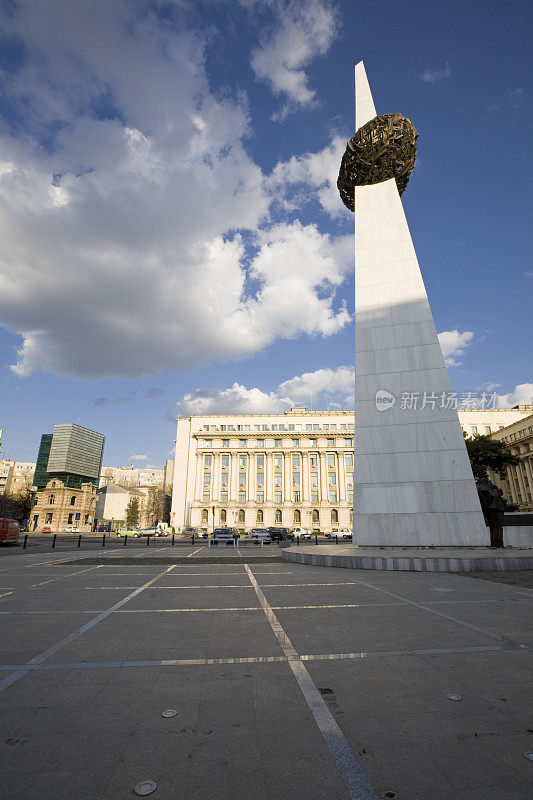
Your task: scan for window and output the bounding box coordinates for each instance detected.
[348,424,354,430]
[46,512,53,523]
[238,509,245,523]
[310,454,318,467]
[328,473,336,485]
[201,509,208,524]
[288,424,295,431]
[499,426,505,430]
[257,439,265,448]
[274,473,282,486]
[275,439,282,448]
[239,472,246,485]
[204,473,211,485]
[347,490,353,503]
[311,491,319,503]
[329,491,337,503]
[349,509,353,525]
[293,490,300,502]
[256,509,263,524]
[292,438,299,447]
[237,425,243,431]
[312,508,319,523]
[274,454,282,468]
[257,454,264,468]
[222,439,229,448]
[330,424,337,431]
[205,454,212,467]
[345,453,353,467]
[257,491,264,503]
[292,472,300,485]
[327,454,336,468]
[221,473,229,485]
[312,424,319,430]
[274,491,282,503]
[327,438,335,447]
[279,425,286,431]
[222,454,229,468]
[238,491,246,503]
[344,438,353,447]
[323,424,329,431]
[203,491,210,501]
[331,509,338,524]
[471,426,478,435]
[310,439,317,448]
[205,439,213,447]
[254,425,260,431]
[220,490,228,502]
[293,509,301,524]
[84,514,89,524]
[306,424,312,430]
[220,509,227,523]
[221,425,227,431]
[48,494,55,504]
[240,439,247,448]
[68,513,73,524]
[262,424,268,431]
[257,473,264,486]
[275,509,282,524]
[70,495,76,506]
[244,425,250,431]
[272,424,278,431]
[310,472,318,487]
[292,454,299,468]
[239,455,247,468]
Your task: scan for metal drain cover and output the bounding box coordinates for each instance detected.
[134,780,157,796]
[446,694,462,701]
[161,709,178,718]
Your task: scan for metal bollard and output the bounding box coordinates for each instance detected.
[172,533,175,546]
[23,534,28,550]
[102,534,106,548]
[77,534,82,548]
[335,534,338,545]
[146,535,150,547]
[52,534,56,549]
[124,534,128,547]
[297,535,300,545]
[192,533,195,546]
[315,534,318,545]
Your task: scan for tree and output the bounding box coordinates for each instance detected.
[0,487,34,523]
[464,434,520,483]
[146,487,165,525]
[125,496,139,528]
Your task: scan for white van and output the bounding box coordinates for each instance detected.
[292,527,313,540]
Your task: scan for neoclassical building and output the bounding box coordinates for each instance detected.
[170,408,354,533]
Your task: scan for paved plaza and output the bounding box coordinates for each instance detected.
[0,544,531,799]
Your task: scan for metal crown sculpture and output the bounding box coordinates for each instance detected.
[337,112,418,211]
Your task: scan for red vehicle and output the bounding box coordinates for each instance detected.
[0,518,20,544]
[42,526,52,534]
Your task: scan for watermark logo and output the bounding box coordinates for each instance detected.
[375,389,395,411]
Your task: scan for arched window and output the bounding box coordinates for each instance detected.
[220,509,227,524]
[275,509,282,524]
[331,509,338,524]
[238,509,245,523]
[201,509,208,524]
[312,508,319,524]
[70,495,76,506]
[256,509,263,524]
[293,509,301,524]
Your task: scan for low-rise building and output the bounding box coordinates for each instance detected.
[487,414,533,511]
[457,407,533,438]
[98,466,164,489]
[95,483,149,527]
[31,479,97,532]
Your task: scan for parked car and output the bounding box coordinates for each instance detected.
[292,527,313,540]
[268,527,291,541]
[0,518,20,544]
[42,526,52,534]
[118,528,142,537]
[249,528,271,543]
[212,527,239,541]
[183,527,208,539]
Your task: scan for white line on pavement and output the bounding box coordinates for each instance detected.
[244,563,379,800]
[187,547,206,557]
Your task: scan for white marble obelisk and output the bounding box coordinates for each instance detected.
[354,62,488,546]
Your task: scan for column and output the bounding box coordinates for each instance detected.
[338,451,346,501]
[194,453,203,501]
[524,458,533,501]
[284,453,291,502]
[515,464,527,506]
[302,452,309,502]
[248,452,255,502]
[507,466,519,506]
[266,453,273,502]
[230,453,238,502]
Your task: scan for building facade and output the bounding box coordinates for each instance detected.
[95,483,155,528]
[98,466,164,489]
[34,424,105,490]
[456,408,533,438]
[171,409,354,533]
[31,479,97,532]
[7,462,36,495]
[487,414,533,511]
[0,460,14,496]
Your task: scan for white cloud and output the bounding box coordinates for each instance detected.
[493,383,533,409]
[173,364,354,417]
[437,330,474,367]
[421,63,451,83]
[250,0,338,120]
[0,0,351,379]
[129,454,149,462]
[267,135,349,217]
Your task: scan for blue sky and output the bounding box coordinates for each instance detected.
[0,0,531,468]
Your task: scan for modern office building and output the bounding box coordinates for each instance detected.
[170,408,354,533]
[34,424,105,490]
